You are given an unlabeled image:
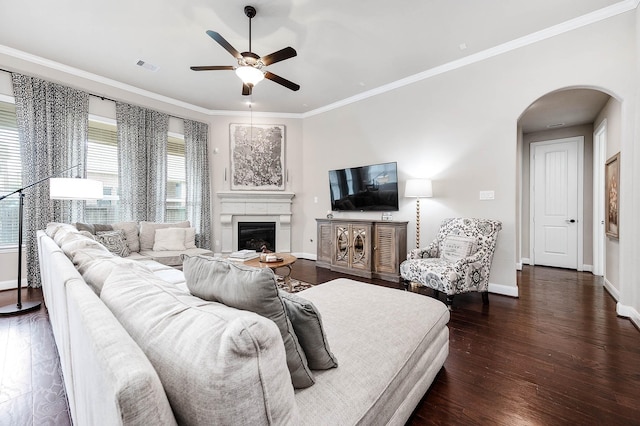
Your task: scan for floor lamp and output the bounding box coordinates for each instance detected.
[405,179,433,249]
[0,166,103,316]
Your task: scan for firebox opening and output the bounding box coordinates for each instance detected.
[238,222,276,252]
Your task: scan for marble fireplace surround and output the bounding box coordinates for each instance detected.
[217,191,295,254]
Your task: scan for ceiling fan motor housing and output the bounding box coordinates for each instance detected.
[244,6,257,19]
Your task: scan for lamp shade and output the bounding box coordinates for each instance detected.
[235,66,265,86]
[405,179,433,198]
[50,178,104,200]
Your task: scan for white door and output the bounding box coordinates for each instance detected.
[531,138,583,269]
[593,122,607,276]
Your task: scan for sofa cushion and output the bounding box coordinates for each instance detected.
[74,222,113,234]
[139,247,214,267]
[82,257,151,295]
[185,227,197,249]
[100,266,301,425]
[112,221,140,253]
[66,279,177,426]
[182,255,315,389]
[293,279,450,425]
[280,290,338,370]
[95,230,131,257]
[139,221,190,251]
[153,228,187,251]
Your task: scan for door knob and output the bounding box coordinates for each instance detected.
[566,219,576,223]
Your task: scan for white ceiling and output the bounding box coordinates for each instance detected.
[0,0,627,124]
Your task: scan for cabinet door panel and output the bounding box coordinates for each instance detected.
[351,225,371,270]
[333,225,350,267]
[374,225,397,273]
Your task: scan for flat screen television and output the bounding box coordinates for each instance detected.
[329,161,399,211]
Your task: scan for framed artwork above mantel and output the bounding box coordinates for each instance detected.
[230,124,285,191]
[605,152,619,239]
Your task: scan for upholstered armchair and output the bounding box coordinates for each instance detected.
[400,218,502,308]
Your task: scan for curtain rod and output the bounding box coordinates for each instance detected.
[0,67,192,123]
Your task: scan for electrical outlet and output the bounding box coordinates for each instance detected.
[479,190,495,200]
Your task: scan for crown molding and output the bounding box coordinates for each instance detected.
[303,0,640,118]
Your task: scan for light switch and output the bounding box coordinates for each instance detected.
[314,196,318,203]
[479,190,495,200]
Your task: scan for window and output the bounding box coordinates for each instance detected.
[167,134,186,221]
[86,118,186,224]
[86,118,120,224]
[0,101,21,247]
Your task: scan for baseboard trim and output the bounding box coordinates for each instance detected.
[293,252,316,261]
[516,262,523,271]
[603,278,620,301]
[489,282,519,297]
[0,279,26,291]
[581,264,593,272]
[521,258,531,265]
[616,303,640,329]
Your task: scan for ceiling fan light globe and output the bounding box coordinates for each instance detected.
[235,66,264,86]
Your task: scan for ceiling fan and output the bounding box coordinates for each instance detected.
[191,5,300,96]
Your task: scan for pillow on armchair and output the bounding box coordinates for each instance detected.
[441,235,476,262]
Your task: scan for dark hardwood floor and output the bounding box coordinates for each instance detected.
[1,262,638,425]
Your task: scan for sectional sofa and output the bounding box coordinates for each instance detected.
[37,222,450,425]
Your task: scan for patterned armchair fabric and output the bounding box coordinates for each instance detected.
[400,218,502,304]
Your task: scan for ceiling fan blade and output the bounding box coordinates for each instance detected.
[260,47,297,66]
[190,65,235,71]
[206,30,242,59]
[264,71,300,92]
[242,83,252,96]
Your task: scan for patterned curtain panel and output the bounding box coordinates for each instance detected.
[184,119,212,249]
[11,73,89,288]
[116,102,168,222]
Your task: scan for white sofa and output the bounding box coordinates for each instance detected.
[38,223,450,425]
[74,220,214,268]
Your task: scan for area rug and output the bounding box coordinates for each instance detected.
[276,277,314,293]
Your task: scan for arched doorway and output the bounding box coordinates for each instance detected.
[517,87,621,286]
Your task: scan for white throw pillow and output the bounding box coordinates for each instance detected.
[441,235,476,262]
[185,227,197,249]
[153,228,187,251]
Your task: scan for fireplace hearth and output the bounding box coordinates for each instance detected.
[238,222,276,252]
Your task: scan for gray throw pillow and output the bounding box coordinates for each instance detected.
[279,290,338,370]
[182,255,315,389]
[95,230,131,257]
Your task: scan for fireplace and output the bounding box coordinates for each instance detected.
[238,222,276,252]
[217,191,294,254]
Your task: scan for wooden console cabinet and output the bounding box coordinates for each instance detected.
[316,219,407,282]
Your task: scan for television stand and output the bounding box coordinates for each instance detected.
[316,218,407,282]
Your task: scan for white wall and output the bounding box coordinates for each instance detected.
[301,10,638,296]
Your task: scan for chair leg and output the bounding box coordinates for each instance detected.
[402,279,410,291]
[481,291,489,305]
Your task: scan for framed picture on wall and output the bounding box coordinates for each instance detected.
[229,124,285,191]
[605,152,620,239]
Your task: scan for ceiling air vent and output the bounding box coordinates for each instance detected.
[136,60,159,72]
[546,123,565,128]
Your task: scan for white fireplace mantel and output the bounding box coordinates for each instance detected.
[217,191,295,253]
